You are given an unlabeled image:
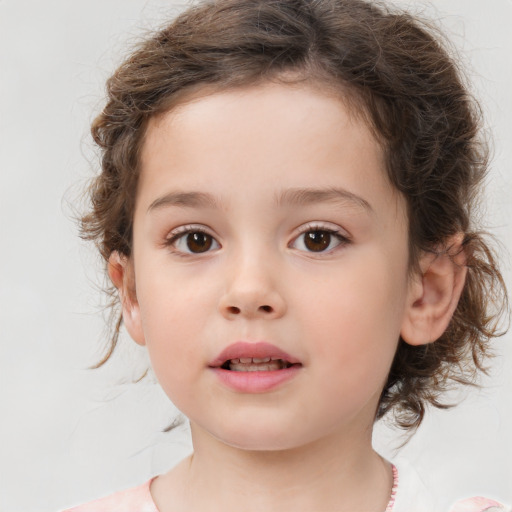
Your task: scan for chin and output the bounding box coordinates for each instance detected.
[206,418,318,452]
[218,435,299,452]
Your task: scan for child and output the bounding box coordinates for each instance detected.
[66,0,509,510]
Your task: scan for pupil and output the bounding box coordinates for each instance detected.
[187,232,212,253]
[305,231,330,252]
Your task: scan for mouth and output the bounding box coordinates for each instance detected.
[220,357,298,372]
[209,341,302,371]
[209,342,302,392]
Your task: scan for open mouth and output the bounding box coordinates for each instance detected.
[211,343,302,391]
[220,357,298,372]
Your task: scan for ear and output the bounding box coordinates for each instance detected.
[401,234,467,346]
[108,251,146,346]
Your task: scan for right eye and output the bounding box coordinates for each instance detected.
[166,227,220,255]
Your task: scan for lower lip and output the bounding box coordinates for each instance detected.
[210,366,301,393]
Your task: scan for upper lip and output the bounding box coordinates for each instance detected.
[209,341,301,368]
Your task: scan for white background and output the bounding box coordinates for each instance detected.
[0,1,510,511]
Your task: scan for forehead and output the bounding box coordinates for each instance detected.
[145,79,369,145]
[138,82,403,219]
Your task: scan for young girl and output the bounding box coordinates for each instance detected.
[64,0,509,510]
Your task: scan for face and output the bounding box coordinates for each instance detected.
[126,83,414,451]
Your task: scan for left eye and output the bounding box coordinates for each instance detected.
[291,229,347,253]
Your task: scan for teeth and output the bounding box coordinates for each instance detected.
[229,357,277,364]
[229,360,284,372]
[252,357,271,363]
[225,357,294,371]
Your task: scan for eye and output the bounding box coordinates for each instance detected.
[166,227,220,255]
[291,225,349,253]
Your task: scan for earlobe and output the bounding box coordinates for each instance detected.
[108,252,146,346]
[401,235,467,346]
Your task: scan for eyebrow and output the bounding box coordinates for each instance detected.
[148,191,219,212]
[147,187,373,214]
[275,187,373,214]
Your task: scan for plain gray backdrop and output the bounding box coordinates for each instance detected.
[0,1,511,511]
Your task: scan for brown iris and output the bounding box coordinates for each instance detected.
[304,231,331,252]
[186,232,213,253]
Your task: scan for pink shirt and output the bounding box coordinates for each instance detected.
[63,478,158,512]
[62,465,510,512]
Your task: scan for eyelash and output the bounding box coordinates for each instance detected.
[164,223,351,256]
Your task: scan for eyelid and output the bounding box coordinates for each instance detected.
[166,223,214,239]
[292,221,350,239]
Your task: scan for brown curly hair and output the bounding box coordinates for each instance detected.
[82,0,508,430]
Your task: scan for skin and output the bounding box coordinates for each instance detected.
[110,82,467,512]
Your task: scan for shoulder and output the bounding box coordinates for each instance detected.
[390,459,510,512]
[449,497,511,512]
[61,478,159,512]
[391,459,437,512]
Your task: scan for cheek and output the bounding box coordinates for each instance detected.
[135,270,217,385]
[302,253,407,381]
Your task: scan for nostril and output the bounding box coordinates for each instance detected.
[223,304,275,316]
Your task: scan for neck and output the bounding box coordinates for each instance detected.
[153,423,393,512]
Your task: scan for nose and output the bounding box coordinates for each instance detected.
[218,255,287,320]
